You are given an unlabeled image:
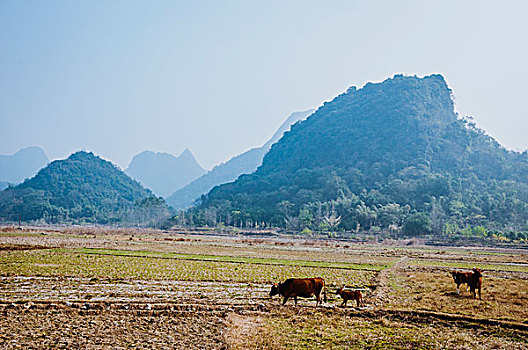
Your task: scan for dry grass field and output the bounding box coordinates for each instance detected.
[1,226,528,349]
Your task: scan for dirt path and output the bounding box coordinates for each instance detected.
[371,255,408,306]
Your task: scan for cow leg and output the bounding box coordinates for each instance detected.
[356,298,360,307]
[478,287,481,300]
[294,296,298,306]
[282,296,289,305]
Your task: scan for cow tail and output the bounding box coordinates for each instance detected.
[323,280,327,303]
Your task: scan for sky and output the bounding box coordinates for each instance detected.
[1,0,527,170]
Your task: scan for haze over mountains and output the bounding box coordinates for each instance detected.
[0,146,49,189]
[125,149,205,198]
[196,74,528,233]
[166,109,314,209]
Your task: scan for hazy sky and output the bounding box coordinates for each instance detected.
[1,1,527,170]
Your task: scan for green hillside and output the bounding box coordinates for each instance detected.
[194,75,528,235]
[0,151,170,225]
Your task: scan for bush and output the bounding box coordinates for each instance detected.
[301,228,313,236]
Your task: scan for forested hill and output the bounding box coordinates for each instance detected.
[196,74,528,234]
[0,151,170,225]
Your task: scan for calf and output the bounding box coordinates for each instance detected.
[269,277,327,306]
[469,268,482,300]
[451,270,472,294]
[336,287,363,307]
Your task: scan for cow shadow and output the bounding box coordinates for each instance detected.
[444,291,475,299]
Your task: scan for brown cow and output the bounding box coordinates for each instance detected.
[470,268,482,300]
[269,278,327,306]
[451,268,483,299]
[451,270,472,294]
[336,287,363,307]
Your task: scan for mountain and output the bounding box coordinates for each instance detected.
[0,151,170,225]
[0,146,49,184]
[125,149,205,198]
[194,74,528,233]
[166,109,314,209]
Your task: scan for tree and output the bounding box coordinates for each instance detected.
[285,215,302,232]
[277,200,294,217]
[402,212,431,236]
[323,202,341,231]
[430,202,447,235]
[204,207,217,227]
[298,208,314,229]
[378,203,406,227]
[355,202,377,230]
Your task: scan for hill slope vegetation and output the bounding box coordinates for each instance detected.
[194,75,528,234]
[0,151,170,225]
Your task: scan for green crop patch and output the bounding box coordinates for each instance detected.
[0,249,375,287]
[63,247,388,271]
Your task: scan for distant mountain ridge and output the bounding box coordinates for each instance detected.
[0,151,170,225]
[125,149,205,198]
[195,74,528,232]
[166,109,314,209]
[0,146,49,184]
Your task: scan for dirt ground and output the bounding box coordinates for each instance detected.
[1,227,528,349]
[1,306,226,349]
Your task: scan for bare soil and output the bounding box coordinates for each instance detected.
[0,307,226,349]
